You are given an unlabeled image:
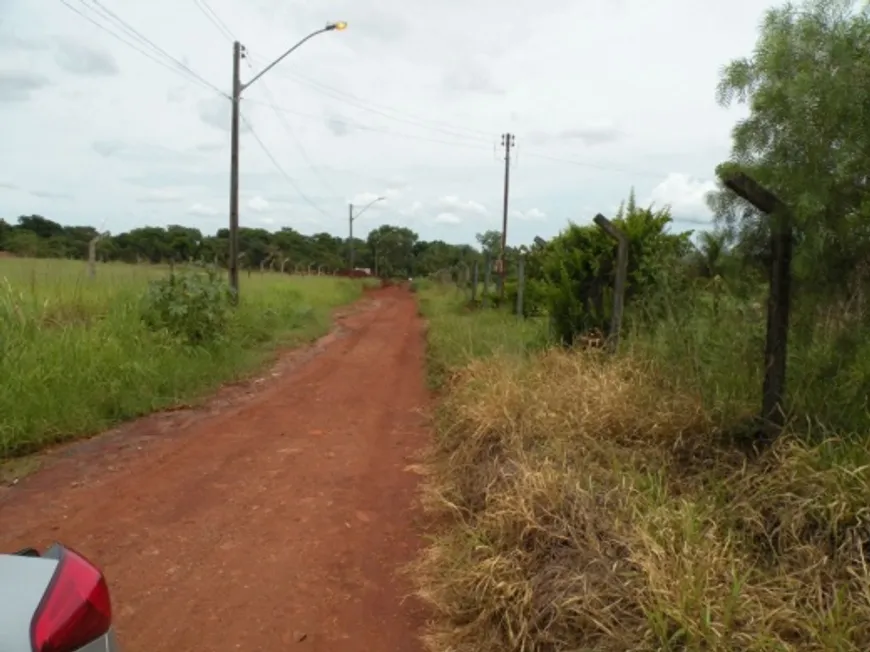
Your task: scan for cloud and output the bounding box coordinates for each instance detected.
[434,212,462,224]
[350,192,388,207]
[187,203,219,216]
[2,0,754,243]
[30,189,73,200]
[442,59,504,95]
[510,208,547,221]
[54,39,119,76]
[648,173,717,222]
[0,181,19,190]
[0,71,49,102]
[529,126,622,147]
[400,200,423,217]
[247,195,270,212]
[197,97,246,133]
[325,115,352,137]
[137,189,183,203]
[437,196,488,217]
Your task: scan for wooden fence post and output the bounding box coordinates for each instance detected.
[471,260,479,302]
[483,253,492,308]
[593,214,629,354]
[720,171,794,433]
[87,233,106,279]
[516,255,525,317]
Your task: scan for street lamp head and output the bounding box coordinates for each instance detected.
[327,21,348,31]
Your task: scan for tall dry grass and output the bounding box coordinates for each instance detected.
[413,349,870,651]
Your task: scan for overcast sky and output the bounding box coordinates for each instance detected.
[0,0,771,245]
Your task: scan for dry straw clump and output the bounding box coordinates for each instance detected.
[413,349,870,651]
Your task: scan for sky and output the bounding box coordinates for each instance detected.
[0,0,774,246]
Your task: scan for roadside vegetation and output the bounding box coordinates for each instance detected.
[0,257,360,458]
[412,1,870,650]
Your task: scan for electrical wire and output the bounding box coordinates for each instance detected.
[255,77,345,201]
[246,53,494,143]
[81,0,224,95]
[242,97,496,151]
[240,112,337,218]
[58,0,226,96]
[193,0,234,42]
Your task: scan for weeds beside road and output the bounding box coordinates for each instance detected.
[0,257,361,458]
[413,282,870,652]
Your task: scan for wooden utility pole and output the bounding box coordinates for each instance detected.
[348,203,355,271]
[226,23,347,300]
[228,40,242,299]
[499,132,515,298]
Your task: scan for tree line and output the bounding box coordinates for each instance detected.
[0,214,525,279]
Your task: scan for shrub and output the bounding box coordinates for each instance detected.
[141,269,232,345]
[531,194,692,346]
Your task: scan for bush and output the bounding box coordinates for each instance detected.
[141,269,232,345]
[530,196,691,346]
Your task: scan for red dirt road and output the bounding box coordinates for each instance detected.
[0,287,429,651]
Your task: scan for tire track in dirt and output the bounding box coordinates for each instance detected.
[0,286,429,651]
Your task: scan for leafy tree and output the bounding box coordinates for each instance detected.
[475,230,501,261]
[367,225,418,277]
[707,0,870,298]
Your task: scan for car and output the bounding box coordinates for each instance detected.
[0,543,120,651]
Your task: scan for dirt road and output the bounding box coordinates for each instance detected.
[0,286,429,651]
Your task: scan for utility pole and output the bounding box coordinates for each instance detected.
[499,132,515,298]
[348,203,355,271]
[347,196,385,272]
[228,41,242,298]
[226,22,348,300]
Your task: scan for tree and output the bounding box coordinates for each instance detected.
[475,230,501,260]
[707,0,870,297]
[367,225,418,277]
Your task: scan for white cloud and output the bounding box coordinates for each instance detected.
[510,207,546,221]
[187,202,219,216]
[138,188,182,203]
[0,0,762,242]
[648,173,717,221]
[434,212,461,224]
[399,200,423,217]
[437,196,488,217]
[349,191,389,207]
[247,195,270,212]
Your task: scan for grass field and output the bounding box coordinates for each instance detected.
[0,258,362,458]
[413,282,870,652]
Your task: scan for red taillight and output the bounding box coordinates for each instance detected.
[30,546,112,652]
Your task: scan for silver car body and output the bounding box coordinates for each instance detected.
[0,552,119,652]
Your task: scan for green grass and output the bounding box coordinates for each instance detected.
[0,258,362,458]
[416,282,549,388]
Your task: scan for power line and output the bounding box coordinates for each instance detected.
[242,97,496,151]
[240,112,337,219]
[242,97,679,179]
[193,0,234,42]
[76,0,225,96]
[256,79,345,200]
[58,0,225,96]
[246,53,494,143]
[521,150,668,180]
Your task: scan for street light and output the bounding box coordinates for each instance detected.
[227,22,348,298]
[348,196,385,272]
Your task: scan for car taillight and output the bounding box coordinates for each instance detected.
[30,546,112,652]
